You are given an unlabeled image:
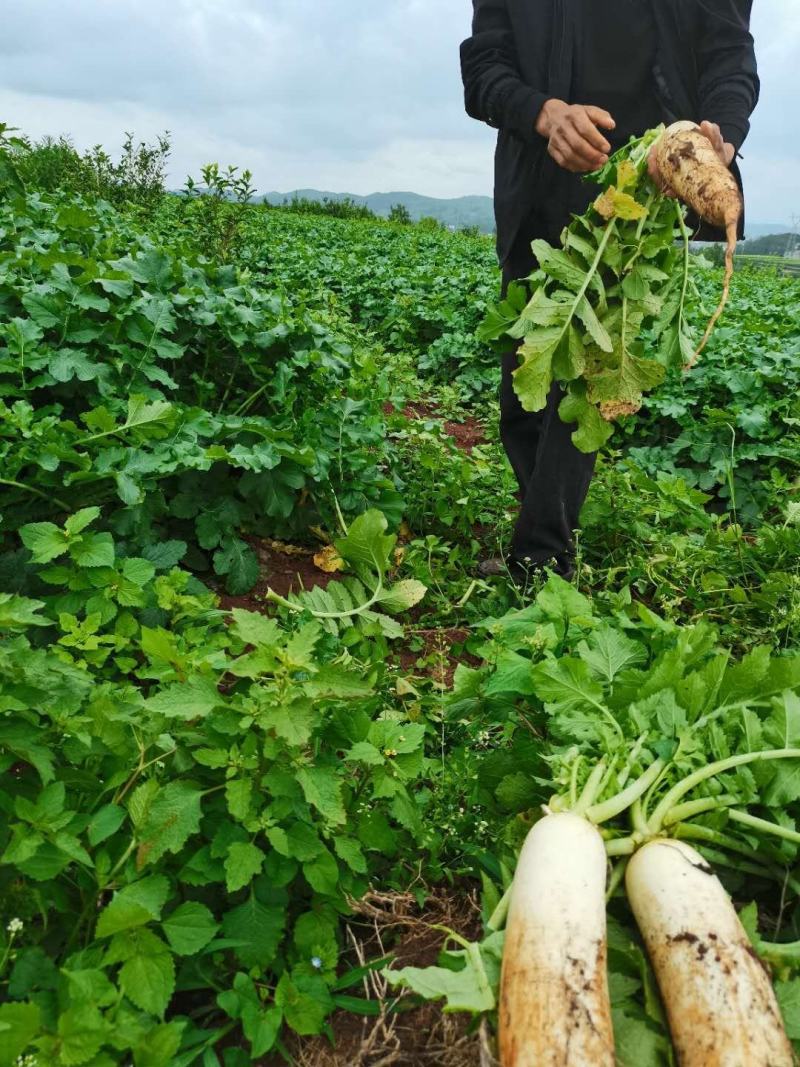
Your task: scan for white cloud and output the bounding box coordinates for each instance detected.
[0,0,797,220]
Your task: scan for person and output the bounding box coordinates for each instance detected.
[460,0,759,583]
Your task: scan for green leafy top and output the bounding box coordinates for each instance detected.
[479,128,702,453]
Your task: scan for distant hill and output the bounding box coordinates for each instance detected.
[739,231,799,255]
[263,189,496,232]
[742,222,795,241]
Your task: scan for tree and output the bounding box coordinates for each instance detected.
[388,203,411,224]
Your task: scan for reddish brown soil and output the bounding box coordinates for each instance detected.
[214,544,480,686]
[216,537,338,614]
[385,400,487,455]
[401,400,440,421]
[443,416,486,454]
[396,627,479,688]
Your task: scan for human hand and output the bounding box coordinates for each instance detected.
[535,100,616,173]
[648,120,734,194]
[697,120,735,168]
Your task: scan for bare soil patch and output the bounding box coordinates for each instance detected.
[216,536,338,613]
[262,889,497,1067]
[386,400,487,455]
[397,627,479,689]
[443,416,486,455]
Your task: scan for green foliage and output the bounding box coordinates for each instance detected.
[0,513,430,1063]
[268,195,377,221]
[617,269,800,519]
[13,130,171,217]
[2,120,800,1065]
[388,203,411,225]
[388,413,493,538]
[180,163,257,264]
[0,186,400,590]
[0,125,26,199]
[580,460,800,651]
[268,510,426,638]
[417,216,446,233]
[478,130,704,451]
[242,207,500,400]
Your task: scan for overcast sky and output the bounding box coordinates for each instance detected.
[0,0,797,223]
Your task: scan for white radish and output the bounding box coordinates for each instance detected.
[626,838,793,1067]
[499,812,614,1067]
[654,120,743,363]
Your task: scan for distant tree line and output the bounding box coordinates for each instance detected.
[265,194,485,235]
[738,232,799,257]
[265,194,376,221]
[693,230,799,268]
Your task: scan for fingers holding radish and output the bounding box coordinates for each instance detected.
[697,120,736,168]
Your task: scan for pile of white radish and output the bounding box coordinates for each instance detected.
[499,744,800,1066]
[384,708,800,1065]
[501,814,796,1066]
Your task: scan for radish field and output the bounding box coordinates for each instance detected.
[1,129,800,1067]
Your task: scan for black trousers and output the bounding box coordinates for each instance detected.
[500,229,597,572]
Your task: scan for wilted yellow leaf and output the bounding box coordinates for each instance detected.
[396,677,419,698]
[314,545,345,573]
[616,159,637,191]
[593,186,648,222]
[611,190,648,220]
[265,538,307,557]
[600,399,641,421]
[593,187,617,220]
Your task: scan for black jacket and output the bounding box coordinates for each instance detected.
[460,0,759,262]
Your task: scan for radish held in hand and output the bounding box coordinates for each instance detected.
[626,838,793,1067]
[655,121,742,362]
[499,812,614,1067]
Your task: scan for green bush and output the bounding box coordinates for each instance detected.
[14,131,171,217]
[388,203,411,225]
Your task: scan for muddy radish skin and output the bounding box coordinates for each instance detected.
[627,839,793,1067]
[499,813,614,1067]
[655,121,743,363]
[655,120,742,234]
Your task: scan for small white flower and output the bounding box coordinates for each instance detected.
[6,917,23,935]
[311,956,323,970]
